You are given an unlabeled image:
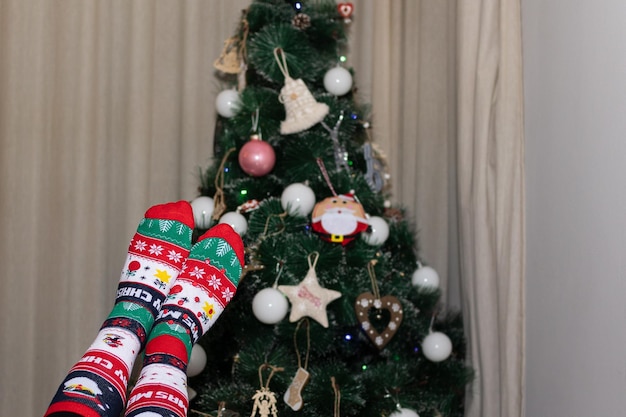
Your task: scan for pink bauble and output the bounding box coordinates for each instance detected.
[238,137,276,176]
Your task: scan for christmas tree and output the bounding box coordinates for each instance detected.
[186,2,472,417]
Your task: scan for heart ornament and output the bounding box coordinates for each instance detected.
[337,3,354,20]
[355,292,403,350]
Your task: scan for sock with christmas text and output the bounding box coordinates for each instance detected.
[123,223,244,417]
[45,201,195,417]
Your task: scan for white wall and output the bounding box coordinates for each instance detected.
[522,1,626,415]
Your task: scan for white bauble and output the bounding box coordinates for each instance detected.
[215,88,240,118]
[422,331,452,362]
[389,408,420,417]
[190,196,215,229]
[187,344,207,377]
[187,387,197,401]
[362,216,389,246]
[252,288,289,324]
[280,183,316,216]
[219,211,248,235]
[411,265,440,289]
[323,66,353,96]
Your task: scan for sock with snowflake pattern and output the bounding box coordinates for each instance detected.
[124,223,244,417]
[45,201,194,417]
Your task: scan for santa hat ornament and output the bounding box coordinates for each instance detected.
[311,191,369,246]
[274,48,329,135]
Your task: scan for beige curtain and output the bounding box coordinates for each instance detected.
[455,1,526,416]
[0,1,524,416]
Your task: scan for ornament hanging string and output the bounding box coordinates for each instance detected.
[261,211,287,239]
[238,11,250,91]
[273,47,291,80]
[212,147,237,220]
[258,363,284,390]
[316,158,338,196]
[272,261,285,288]
[331,376,341,417]
[294,318,310,370]
[367,259,381,300]
[251,108,260,134]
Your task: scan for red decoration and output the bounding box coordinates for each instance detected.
[337,2,354,20]
[128,260,141,272]
[311,192,368,245]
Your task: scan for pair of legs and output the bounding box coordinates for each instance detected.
[45,201,244,417]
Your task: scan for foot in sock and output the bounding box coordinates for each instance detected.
[45,201,195,417]
[124,223,244,417]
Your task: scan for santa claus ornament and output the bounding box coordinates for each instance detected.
[311,191,369,245]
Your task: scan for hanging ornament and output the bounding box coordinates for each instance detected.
[390,408,420,417]
[363,140,389,192]
[250,364,283,417]
[273,47,329,135]
[278,252,342,328]
[187,344,207,377]
[252,263,289,325]
[354,261,403,350]
[238,199,261,214]
[321,112,350,172]
[190,196,215,229]
[337,2,354,23]
[214,35,244,74]
[311,159,369,245]
[323,66,353,96]
[281,182,316,216]
[292,13,311,30]
[311,193,369,245]
[214,9,249,77]
[239,135,275,176]
[219,211,248,235]
[422,331,452,362]
[284,319,311,411]
[411,263,440,289]
[239,109,276,177]
[253,288,289,325]
[216,88,241,118]
[361,215,389,246]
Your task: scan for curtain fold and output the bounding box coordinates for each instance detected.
[0,2,250,416]
[0,1,525,416]
[456,1,526,416]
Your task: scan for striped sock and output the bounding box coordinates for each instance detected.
[124,224,244,417]
[45,201,194,417]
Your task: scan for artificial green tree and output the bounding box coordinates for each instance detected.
[188,2,472,417]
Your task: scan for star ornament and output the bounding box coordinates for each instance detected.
[278,265,342,328]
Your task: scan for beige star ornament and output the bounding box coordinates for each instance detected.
[278,252,341,328]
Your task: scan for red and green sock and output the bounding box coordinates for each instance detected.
[45,201,195,417]
[124,224,244,417]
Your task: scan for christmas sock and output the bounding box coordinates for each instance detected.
[45,201,195,417]
[124,224,244,417]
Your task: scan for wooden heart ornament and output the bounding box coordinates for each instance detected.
[337,3,354,20]
[355,292,403,350]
